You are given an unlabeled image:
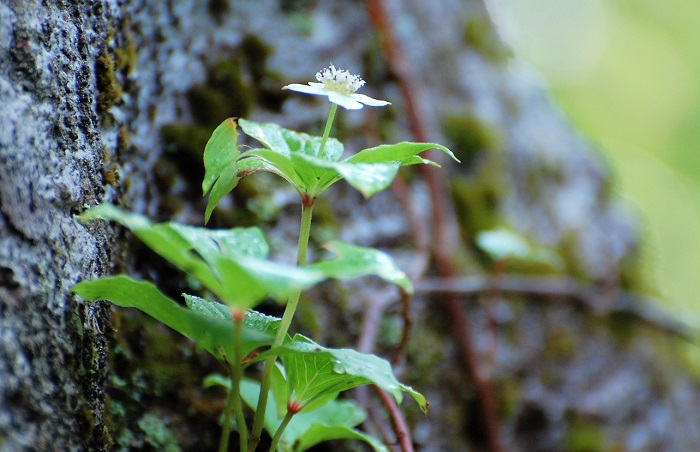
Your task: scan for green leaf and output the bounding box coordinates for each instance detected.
[348,141,458,165]
[239,149,309,194]
[293,423,388,452]
[312,141,458,197]
[239,119,344,161]
[71,276,274,359]
[202,118,240,222]
[182,296,283,343]
[238,119,345,197]
[183,293,230,320]
[297,141,457,199]
[271,335,427,414]
[321,161,399,198]
[169,222,269,260]
[238,375,386,452]
[204,165,239,224]
[291,154,399,199]
[78,204,223,293]
[400,384,429,415]
[308,241,413,294]
[78,205,327,308]
[213,256,325,307]
[236,121,456,200]
[79,206,414,308]
[202,118,240,194]
[243,309,283,338]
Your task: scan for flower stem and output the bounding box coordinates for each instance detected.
[219,311,248,452]
[269,411,295,452]
[318,103,337,159]
[249,202,314,451]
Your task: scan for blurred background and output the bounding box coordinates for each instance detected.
[486,0,700,325]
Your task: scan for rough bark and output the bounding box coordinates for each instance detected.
[0,0,118,449]
[1,0,698,450]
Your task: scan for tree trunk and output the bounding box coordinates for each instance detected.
[1,0,698,450]
[0,1,116,449]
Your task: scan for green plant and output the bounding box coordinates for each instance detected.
[73,64,457,451]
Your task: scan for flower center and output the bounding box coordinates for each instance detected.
[316,64,365,96]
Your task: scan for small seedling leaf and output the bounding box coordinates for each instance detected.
[268,335,426,414]
[202,118,240,222]
[239,375,386,452]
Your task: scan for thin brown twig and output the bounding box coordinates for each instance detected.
[393,290,413,365]
[366,1,503,450]
[373,385,415,452]
[356,287,415,452]
[415,275,693,338]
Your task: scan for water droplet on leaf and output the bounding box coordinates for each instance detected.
[332,360,346,374]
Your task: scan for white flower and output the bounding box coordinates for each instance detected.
[283,64,391,110]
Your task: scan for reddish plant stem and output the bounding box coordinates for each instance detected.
[366,1,502,451]
[392,290,413,365]
[356,287,415,452]
[373,385,415,452]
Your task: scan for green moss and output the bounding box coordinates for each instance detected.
[96,50,123,119]
[102,148,120,188]
[114,40,136,76]
[616,241,648,293]
[190,59,253,122]
[161,124,213,162]
[240,35,271,81]
[405,322,449,382]
[565,414,605,452]
[495,377,521,418]
[451,176,503,236]
[442,112,502,166]
[543,329,578,359]
[464,13,512,63]
[138,413,180,451]
[102,124,131,188]
[605,311,640,347]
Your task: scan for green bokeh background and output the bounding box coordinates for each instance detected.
[487,0,700,323]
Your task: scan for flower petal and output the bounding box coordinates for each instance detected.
[327,91,363,110]
[283,83,328,96]
[351,93,391,107]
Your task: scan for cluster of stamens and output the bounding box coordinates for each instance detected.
[315,64,365,95]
